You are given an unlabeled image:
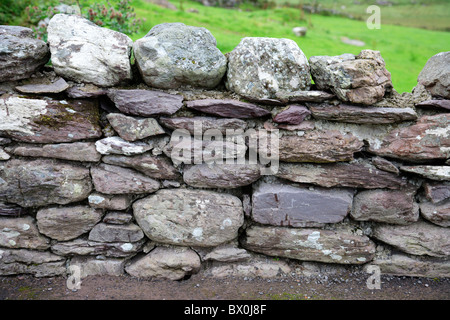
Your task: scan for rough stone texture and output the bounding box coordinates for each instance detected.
[36,206,103,241]
[102,154,181,181]
[415,99,450,111]
[251,181,354,227]
[125,246,201,280]
[205,257,291,278]
[0,216,50,250]
[241,225,376,264]
[275,90,335,103]
[88,223,144,243]
[369,114,450,161]
[351,189,419,225]
[198,244,252,262]
[371,156,400,175]
[309,50,392,105]
[185,99,271,119]
[103,212,133,225]
[69,256,126,278]
[51,237,145,258]
[159,116,247,135]
[423,181,450,204]
[226,37,310,99]
[372,220,450,257]
[133,189,243,247]
[276,160,408,189]
[47,14,133,87]
[88,193,132,211]
[106,113,165,142]
[10,142,101,162]
[15,77,69,94]
[90,163,160,195]
[95,137,153,156]
[308,104,417,124]
[0,96,102,143]
[417,51,450,99]
[0,202,27,218]
[419,200,450,227]
[0,248,66,277]
[133,23,227,89]
[107,89,184,117]
[399,166,450,181]
[273,105,311,124]
[0,159,92,207]
[0,26,49,82]
[183,163,261,188]
[0,148,10,160]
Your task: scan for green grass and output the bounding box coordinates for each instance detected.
[129,0,450,93]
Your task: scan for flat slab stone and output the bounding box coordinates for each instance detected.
[185,99,271,119]
[251,182,354,227]
[419,200,450,227]
[399,166,450,181]
[273,105,311,124]
[10,142,101,162]
[15,78,69,94]
[107,89,184,117]
[88,222,144,243]
[95,137,153,156]
[309,104,418,124]
[88,192,132,211]
[422,181,450,204]
[0,216,50,250]
[415,99,450,111]
[275,90,335,103]
[159,116,247,135]
[106,113,165,142]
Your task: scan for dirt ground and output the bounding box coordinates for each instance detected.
[1,271,449,301]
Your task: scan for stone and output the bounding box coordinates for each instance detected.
[10,142,101,162]
[0,248,66,277]
[369,114,450,161]
[0,26,49,82]
[277,130,363,162]
[88,223,144,243]
[133,189,243,247]
[95,137,153,156]
[275,160,408,189]
[0,96,102,143]
[103,212,133,225]
[371,220,450,257]
[133,23,227,89]
[47,14,133,87]
[0,159,92,207]
[88,193,133,211]
[159,116,247,135]
[183,163,261,188]
[419,200,450,227]
[275,90,335,103]
[66,84,107,98]
[185,99,271,119]
[415,99,450,111]
[273,105,311,124]
[15,77,69,94]
[200,244,252,262]
[125,246,201,280]
[36,206,103,241]
[251,181,354,227]
[0,202,27,217]
[308,104,417,124]
[0,148,10,160]
[241,225,376,264]
[422,181,450,204]
[106,113,165,142]
[292,26,307,37]
[340,37,365,47]
[0,216,50,250]
[0,138,11,146]
[309,50,392,105]
[107,89,184,117]
[226,37,310,99]
[417,51,450,98]
[90,163,160,195]
[399,166,450,181]
[351,189,419,225]
[371,156,400,175]
[370,253,450,278]
[69,256,126,278]
[276,121,316,131]
[102,154,181,181]
[51,237,145,258]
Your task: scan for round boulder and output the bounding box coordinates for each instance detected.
[418,51,450,99]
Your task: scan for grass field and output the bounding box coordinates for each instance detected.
[128,0,450,93]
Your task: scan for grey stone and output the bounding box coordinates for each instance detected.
[10,142,101,162]
[273,105,311,124]
[103,212,133,225]
[95,137,153,156]
[66,84,107,98]
[417,51,450,98]
[125,246,201,280]
[201,244,252,262]
[399,166,450,181]
[0,26,49,82]
[415,99,450,111]
[88,222,144,243]
[226,37,310,99]
[36,206,103,241]
[419,200,450,227]
[159,116,247,135]
[0,202,27,218]
[88,193,133,211]
[0,216,50,250]
[133,23,227,89]
[15,77,69,94]
[275,90,335,103]
[0,148,10,160]
[372,220,450,257]
[241,225,376,264]
[185,99,271,119]
[422,181,450,204]
[69,256,126,278]
[0,159,92,207]
[251,181,354,227]
[371,156,400,175]
[90,163,160,195]
[133,189,243,247]
[106,113,165,142]
[47,14,132,87]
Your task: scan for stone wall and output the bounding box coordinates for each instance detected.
[0,15,449,281]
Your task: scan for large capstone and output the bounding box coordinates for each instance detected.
[417,51,450,99]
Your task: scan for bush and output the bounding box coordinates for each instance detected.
[0,0,32,25]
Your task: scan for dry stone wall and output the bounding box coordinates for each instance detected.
[0,15,449,281]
